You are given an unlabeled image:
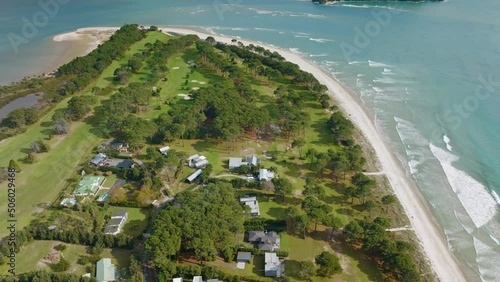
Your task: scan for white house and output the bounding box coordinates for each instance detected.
[259,169,275,181]
[96,258,116,282]
[186,169,203,183]
[264,252,284,277]
[104,210,128,235]
[228,155,261,169]
[240,196,260,216]
[188,154,209,168]
[159,146,170,155]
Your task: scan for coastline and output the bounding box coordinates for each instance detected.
[156,26,467,281]
[43,27,119,76]
[45,26,467,281]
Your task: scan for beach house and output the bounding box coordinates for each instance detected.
[240,196,260,216]
[96,258,116,282]
[259,168,275,181]
[247,230,280,251]
[264,252,284,277]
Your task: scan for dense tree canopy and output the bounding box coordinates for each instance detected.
[147,183,245,278]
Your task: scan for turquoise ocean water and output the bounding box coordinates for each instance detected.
[1,0,500,280]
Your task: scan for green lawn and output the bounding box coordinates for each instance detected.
[102,173,118,187]
[0,240,132,276]
[0,32,172,238]
[107,206,149,237]
[93,31,170,89]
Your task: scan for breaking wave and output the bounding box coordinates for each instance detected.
[429,144,497,228]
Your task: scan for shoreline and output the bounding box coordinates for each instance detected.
[45,26,466,281]
[156,26,467,281]
[43,27,119,77]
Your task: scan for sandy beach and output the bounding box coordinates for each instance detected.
[41,27,120,76]
[51,26,467,281]
[157,26,467,282]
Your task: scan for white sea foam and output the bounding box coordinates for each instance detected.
[288,47,303,54]
[294,35,309,38]
[309,53,328,57]
[357,73,365,77]
[453,209,475,234]
[309,37,335,43]
[190,9,206,15]
[443,135,453,151]
[348,60,364,65]
[323,61,339,66]
[490,234,500,245]
[372,86,385,93]
[408,159,419,174]
[254,27,278,32]
[473,237,500,281]
[373,76,397,84]
[231,27,248,31]
[248,8,274,14]
[382,68,396,75]
[429,143,497,228]
[492,191,500,205]
[368,60,392,67]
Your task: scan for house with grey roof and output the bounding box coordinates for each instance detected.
[186,169,203,183]
[240,196,260,216]
[229,157,246,170]
[246,155,260,166]
[89,153,107,166]
[188,154,209,168]
[207,280,219,282]
[264,252,284,277]
[192,276,203,282]
[247,231,280,251]
[104,210,128,235]
[96,258,116,282]
[228,155,261,170]
[237,252,252,263]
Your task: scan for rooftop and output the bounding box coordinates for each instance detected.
[259,169,275,181]
[73,176,105,196]
[237,251,252,262]
[229,157,247,169]
[240,197,260,216]
[112,210,127,218]
[96,258,116,282]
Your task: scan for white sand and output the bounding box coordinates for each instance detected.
[53,27,119,55]
[177,93,191,100]
[54,25,467,281]
[159,26,467,282]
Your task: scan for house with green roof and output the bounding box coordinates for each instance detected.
[96,258,116,282]
[73,176,105,196]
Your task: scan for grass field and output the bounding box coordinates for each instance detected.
[0,32,171,238]
[107,206,149,237]
[0,240,132,276]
